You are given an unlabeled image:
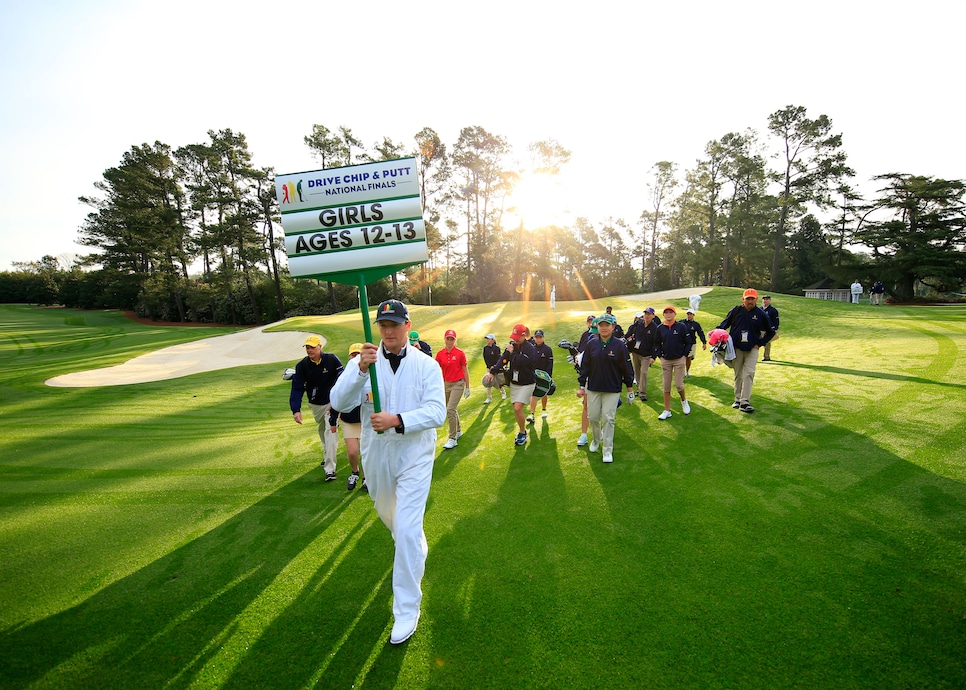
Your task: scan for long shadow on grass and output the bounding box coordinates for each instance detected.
[591,379,966,685]
[424,423,569,687]
[432,396,504,482]
[771,361,966,391]
[420,370,966,686]
[0,467,407,688]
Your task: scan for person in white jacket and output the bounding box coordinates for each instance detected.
[329,299,446,645]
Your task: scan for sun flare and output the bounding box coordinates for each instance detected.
[507,174,570,229]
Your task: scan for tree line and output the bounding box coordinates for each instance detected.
[2,106,963,321]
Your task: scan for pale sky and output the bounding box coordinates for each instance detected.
[1,0,963,270]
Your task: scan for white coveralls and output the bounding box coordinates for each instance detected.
[330,343,446,626]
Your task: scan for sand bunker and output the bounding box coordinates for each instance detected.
[46,323,321,388]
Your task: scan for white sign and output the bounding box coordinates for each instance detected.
[275,157,427,280]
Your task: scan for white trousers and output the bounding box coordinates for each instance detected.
[363,439,434,622]
[309,402,338,474]
[586,390,620,456]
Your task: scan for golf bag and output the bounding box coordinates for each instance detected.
[533,368,556,397]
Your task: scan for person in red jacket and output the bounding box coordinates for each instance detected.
[436,329,470,449]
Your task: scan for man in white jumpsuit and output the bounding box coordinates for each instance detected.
[329,299,446,645]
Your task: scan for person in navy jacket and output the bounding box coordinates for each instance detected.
[528,329,555,421]
[577,314,634,464]
[482,334,506,402]
[408,331,432,357]
[577,314,596,352]
[485,324,537,446]
[683,308,707,377]
[625,306,660,401]
[290,334,343,481]
[329,343,367,491]
[655,306,692,420]
[717,288,776,413]
[575,315,597,447]
[761,296,780,361]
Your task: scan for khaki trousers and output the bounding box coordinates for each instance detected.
[586,390,620,457]
[443,380,465,439]
[731,348,759,405]
[309,402,339,474]
[630,352,645,392]
[763,332,779,359]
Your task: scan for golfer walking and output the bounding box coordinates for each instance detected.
[577,314,634,463]
[528,329,554,421]
[436,329,470,449]
[330,343,367,491]
[655,307,691,420]
[482,334,506,402]
[484,324,537,446]
[717,289,776,413]
[625,307,659,401]
[289,335,343,481]
[683,308,707,377]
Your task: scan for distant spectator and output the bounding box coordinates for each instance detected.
[850,279,863,304]
[761,296,780,361]
[871,280,885,306]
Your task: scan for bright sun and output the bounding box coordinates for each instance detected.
[507,174,570,230]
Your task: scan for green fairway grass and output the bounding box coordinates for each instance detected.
[1,293,964,688]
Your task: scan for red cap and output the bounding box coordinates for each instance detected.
[444,329,457,338]
[743,288,758,299]
[510,324,527,341]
